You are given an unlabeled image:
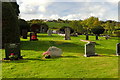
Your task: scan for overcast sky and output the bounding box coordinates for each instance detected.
[16,0,119,21]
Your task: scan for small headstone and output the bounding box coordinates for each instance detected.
[71,33,78,37]
[4,43,22,60]
[47,30,52,36]
[84,42,97,57]
[30,32,38,41]
[47,46,62,57]
[65,28,71,40]
[22,29,28,39]
[53,30,57,34]
[116,43,120,56]
[105,35,110,40]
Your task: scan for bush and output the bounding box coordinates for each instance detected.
[91,26,105,35]
[19,19,30,35]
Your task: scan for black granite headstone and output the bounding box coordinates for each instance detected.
[22,29,28,39]
[116,43,120,56]
[30,32,38,41]
[4,43,22,60]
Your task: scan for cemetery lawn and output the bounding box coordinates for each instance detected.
[2,33,119,78]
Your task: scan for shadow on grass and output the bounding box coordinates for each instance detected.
[61,56,79,58]
[2,59,28,63]
[20,40,84,53]
[96,48,116,55]
[21,39,116,56]
[24,58,53,61]
[2,58,54,63]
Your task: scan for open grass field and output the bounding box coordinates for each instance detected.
[2,33,119,78]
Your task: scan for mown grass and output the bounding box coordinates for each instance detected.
[2,33,119,78]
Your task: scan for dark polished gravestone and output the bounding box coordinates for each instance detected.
[22,29,28,39]
[4,43,22,60]
[116,43,120,56]
[30,32,38,41]
[84,42,98,57]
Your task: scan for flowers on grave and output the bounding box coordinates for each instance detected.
[9,53,17,60]
[31,35,37,39]
[42,51,50,56]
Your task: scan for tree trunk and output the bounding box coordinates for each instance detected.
[86,34,89,40]
[96,34,99,40]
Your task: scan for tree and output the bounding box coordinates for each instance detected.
[83,16,101,30]
[82,16,101,40]
[19,19,30,36]
[2,2,20,48]
[40,23,49,33]
[104,20,116,35]
[70,20,84,34]
[10,2,20,16]
[91,26,105,40]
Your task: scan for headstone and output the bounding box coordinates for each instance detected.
[84,42,97,57]
[53,30,57,34]
[30,32,38,41]
[22,29,28,39]
[4,43,22,60]
[65,28,71,40]
[47,46,62,57]
[116,43,120,56]
[47,30,52,36]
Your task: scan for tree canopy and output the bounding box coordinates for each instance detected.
[2,2,20,47]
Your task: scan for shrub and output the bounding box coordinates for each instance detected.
[91,26,105,35]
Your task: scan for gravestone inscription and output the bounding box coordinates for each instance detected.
[4,43,22,60]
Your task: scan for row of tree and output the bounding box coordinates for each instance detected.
[27,17,120,37]
[70,16,119,35]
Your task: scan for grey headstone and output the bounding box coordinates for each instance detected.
[116,43,120,56]
[84,42,97,57]
[47,46,62,57]
[65,28,71,40]
[47,30,52,36]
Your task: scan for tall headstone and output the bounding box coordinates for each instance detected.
[4,43,22,60]
[84,42,97,57]
[116,43,120,56]
[65,28,71,40]
[22,29,28,39]
[47,30,52,36]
